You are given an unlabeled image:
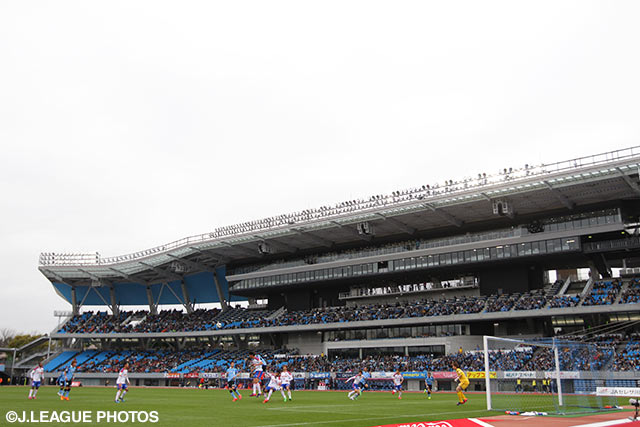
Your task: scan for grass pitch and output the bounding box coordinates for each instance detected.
[0,387,631,427]
[0,386,493,427]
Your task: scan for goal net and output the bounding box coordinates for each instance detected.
[483,335,619,415]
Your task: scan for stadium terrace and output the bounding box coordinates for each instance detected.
[13,146,640,413]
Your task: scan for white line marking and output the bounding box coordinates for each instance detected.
[571,419,634,427]
[253,409,489,427]
[468,418,495,427]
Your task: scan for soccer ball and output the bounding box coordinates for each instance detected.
[216,322,223,329]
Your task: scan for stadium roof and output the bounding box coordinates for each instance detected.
[39,146,640,306]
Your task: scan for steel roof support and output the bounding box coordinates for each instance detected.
[543,181,575,209]
[212,270,229,312]
[330,221,372,241]
[616,167,640,195]
[424,203,463,227]
[138,263,193,313]
[71,286,78,316]
[374,213,416,235]
[291,228,334,248]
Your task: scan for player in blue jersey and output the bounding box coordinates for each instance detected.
[360,367,371,393]
[58,359,77,401]
[226,362,242,402]
[424,371,436,399]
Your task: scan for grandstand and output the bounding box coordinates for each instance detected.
[21,146,640,395]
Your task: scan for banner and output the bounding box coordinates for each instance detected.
[201,373,221,379]
[432,372,458,380]
[596,387,640,397]
[184,373,199,378]
[292,372,306,379]
[71,381,82,387]
[503,371,536,379]
[467,371,496,379]
[310,372,331,379]
[371,372,394,379]
[238,373,250,379]
[544,371,580,379]
[164,373,180,379]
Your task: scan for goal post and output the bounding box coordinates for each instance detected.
[483,335,619,415]
[484,335,562,414]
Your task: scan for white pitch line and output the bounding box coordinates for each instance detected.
[571,419,635,427]
[468,418,495,427]
[252,408,489,427]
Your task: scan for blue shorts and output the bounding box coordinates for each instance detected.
[394,384,402,390]
[253,371,265,380]
[265,386,278,392]
[281,383,290,389]
[32,381,41,388]
[352,383,361,390]
[117,384,128,390]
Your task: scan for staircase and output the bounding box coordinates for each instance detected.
[266,306,286,321]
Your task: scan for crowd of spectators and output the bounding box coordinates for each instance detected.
[58,278,637,335]
[582,280,623,306]
[513,291,547,311]
[620,279,640,304]
[548,295,580,309]
[612,339,640,371]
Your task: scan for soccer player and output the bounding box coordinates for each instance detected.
[248,352,266,397]
[279,365,293,402]
[115,362,130,403]
[58,359,77,401]
[346,371,364,400]
[391,370,404,399]
[452,361,468,406]
[361,367,371,393]
[226,362,242,402]
[424,371,435,399]
[262,370,281,403]
[28,361,45,399]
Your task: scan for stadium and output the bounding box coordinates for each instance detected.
[2,146,640,426]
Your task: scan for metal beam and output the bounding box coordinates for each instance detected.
[220,241,260,257]
[375,213,416,235]
[543,181,575,209]
[252,236,299,253]
[189,247,230,264]
[424,203,463,227]
[291,228,334,248]
[212,270,229,312]
[138,262,183,282]
[166,254,213,272]
[616,167,640,195]
[330,221,372,241]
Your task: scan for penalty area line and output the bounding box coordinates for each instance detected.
[252,408,489,427]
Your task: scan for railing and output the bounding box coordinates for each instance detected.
[39,145,640,267]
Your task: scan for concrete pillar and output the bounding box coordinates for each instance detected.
[71,286,79,316]
[213,270,229,312]
[146,286,157,315]
[180,280,194,314]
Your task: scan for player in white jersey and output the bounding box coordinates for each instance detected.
[248,352,266,397]
[115,363,131,403]
[28,361,45,400]
[391,370,404,399]
[279,365,293,402]
[346,371,364,400]
[262,370,281,403]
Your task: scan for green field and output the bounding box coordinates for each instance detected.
[0,387,631,427]
[0,386,495,427]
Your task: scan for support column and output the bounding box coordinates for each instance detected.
[146,286,157,315]
[71,286,79,316]
[180,280,194,314]
[212,269,229,312]
[109,286,119,316]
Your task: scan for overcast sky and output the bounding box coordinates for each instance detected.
[1,1,639,334]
